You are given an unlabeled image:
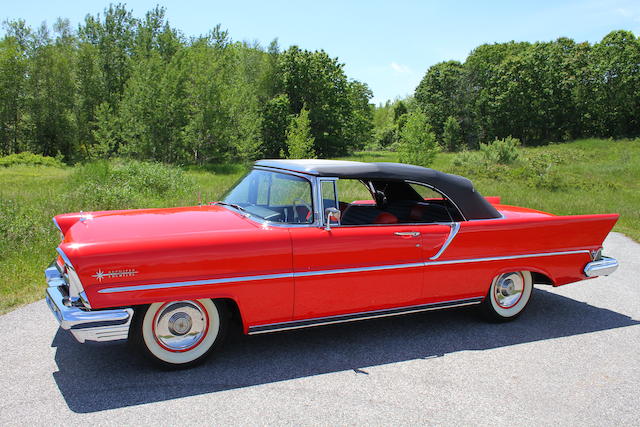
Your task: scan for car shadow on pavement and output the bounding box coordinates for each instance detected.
[52,287,639,413]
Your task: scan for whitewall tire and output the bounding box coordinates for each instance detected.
[481,271,533,321]
[132,299,227,368]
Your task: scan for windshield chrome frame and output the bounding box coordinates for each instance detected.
[220,166,320,228]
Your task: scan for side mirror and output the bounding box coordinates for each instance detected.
[324,207,341,231]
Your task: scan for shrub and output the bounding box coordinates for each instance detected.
[479,136,521,164]
[442,116,464,152]
[517,151,574,191]
[284,107,316,159]
[452,150,483,168]
[397,111,440,167]
[375,125,398,148]
[0,152,65,168]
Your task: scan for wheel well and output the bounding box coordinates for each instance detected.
[213,298,244,332]
[531,271,554,286]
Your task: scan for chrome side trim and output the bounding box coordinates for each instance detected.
[584,256,618,277]
[295,262,424,278]
[56,247,74,269]
[430,222,460,260]
[97,249,591,294]
[98,272,294,294]
[424,249,590,266]
[247,297,484,334]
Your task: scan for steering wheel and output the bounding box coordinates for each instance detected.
[292,198,313,223]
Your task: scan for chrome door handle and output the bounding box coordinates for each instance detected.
[394,231,420,237]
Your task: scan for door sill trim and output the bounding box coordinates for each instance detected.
[247,296,483,335]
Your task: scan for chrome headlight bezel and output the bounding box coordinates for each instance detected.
[66,267,84,298]
[56,247,91,308]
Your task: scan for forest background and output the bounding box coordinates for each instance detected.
[1,4,639,164]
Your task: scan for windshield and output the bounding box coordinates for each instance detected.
[222,169,314,224]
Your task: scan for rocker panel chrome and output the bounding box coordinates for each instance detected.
[248,297,483,334]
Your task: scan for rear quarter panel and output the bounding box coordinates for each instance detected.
[422,211,619,301]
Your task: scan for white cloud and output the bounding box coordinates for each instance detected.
[390,62,412,74]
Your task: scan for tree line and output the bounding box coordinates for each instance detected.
[1,4,638,165]
[374,30,640,152]
[0,5,373,164]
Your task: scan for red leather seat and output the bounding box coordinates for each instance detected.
[409,205,424,221]
[373,212,398,224]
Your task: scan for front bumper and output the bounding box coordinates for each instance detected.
[45,281,133,343]
[584,256,619,278]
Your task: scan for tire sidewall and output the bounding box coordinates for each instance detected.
[137,299,224,368]
[484,271,533,321]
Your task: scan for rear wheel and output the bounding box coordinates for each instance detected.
[131,299,228,368]
[480,271,533,321]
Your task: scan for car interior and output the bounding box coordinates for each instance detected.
[336,179,463,225]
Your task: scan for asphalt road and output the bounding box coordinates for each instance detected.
[1,232,638,426]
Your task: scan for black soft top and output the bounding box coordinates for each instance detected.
[255,159,500,220]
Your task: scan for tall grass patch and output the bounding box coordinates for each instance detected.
[66,159,196,210]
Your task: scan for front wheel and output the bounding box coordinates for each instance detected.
[131,299,228,368]
[480,271,533,322]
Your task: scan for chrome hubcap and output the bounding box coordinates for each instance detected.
[168,312,193,336]
[493,272,524,309]
[154,301,208,351]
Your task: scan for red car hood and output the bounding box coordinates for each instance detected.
[55,205,265,268]
[58,205,256,245]
[54,205,294,309]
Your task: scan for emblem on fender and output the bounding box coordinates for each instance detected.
[92,269,138,282]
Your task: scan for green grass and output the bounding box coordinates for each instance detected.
[0,138,637,314]
[0,161,245,314]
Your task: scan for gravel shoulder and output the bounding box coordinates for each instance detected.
[1,232,638,426]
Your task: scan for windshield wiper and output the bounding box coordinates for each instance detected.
[213,201,249,214]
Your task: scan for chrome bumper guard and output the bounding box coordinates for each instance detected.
[45,278,133,343]
[584,256,619,278]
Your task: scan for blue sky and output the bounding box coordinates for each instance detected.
[3,1,640,104]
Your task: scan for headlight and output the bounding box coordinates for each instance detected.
[66,267,84,298]
[56,247,91,309]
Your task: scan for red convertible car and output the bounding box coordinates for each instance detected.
[45,159,619,367]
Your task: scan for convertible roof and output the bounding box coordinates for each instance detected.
[255,159,500,220]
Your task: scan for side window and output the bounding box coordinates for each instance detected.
[404,183,461,223]
[337,179,394,226]
[321,180,337,211]
[269,173,312,207]
[337,179,374,204]
[409,183,444,200]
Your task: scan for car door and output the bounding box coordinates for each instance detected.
[289,224,425,320]
[289,178,450,320]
